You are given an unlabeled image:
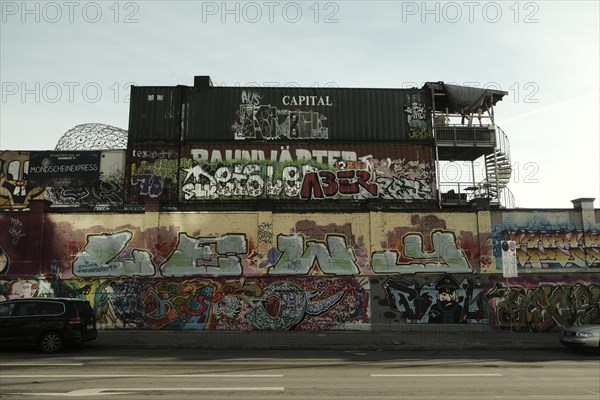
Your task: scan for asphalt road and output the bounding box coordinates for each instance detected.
[0,346,599,399]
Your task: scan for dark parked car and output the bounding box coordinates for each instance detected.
[0,298,97,353]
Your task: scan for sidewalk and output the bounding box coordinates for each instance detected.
[94,326,560,351]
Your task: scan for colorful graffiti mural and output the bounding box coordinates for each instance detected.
[0,277,369,331]
[486,278,600,332]
[383,275,488,324]
[2,207,599,333]
[65,228,478,278]
[1,151,125,210]
[0,212,489,278]
[0,211,487,279]
[179,158,433,201]
[4,145,436,205]
[496,228,600,269]
[493,210,600,271]
[379,274,600,331]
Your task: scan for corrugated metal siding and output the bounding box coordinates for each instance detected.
[180,87,432,143]
[128,86,183,143]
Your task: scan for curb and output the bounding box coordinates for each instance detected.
[92,329,561,351]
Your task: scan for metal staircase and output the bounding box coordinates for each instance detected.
[482,126,514,207]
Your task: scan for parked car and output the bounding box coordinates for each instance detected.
[559,324,600,351]
[0,298,97,353]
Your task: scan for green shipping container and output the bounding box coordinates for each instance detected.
[182,86,433,143]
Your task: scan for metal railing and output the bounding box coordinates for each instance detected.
[493,186,515,209]
[439,182,484,204]
[495,125,511,159]
[435,125,496,146]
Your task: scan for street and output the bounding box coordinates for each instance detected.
[1,346,599,399]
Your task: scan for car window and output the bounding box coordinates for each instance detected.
[15,302,38,316]
[37,302,65,315]
[0,303,15,317]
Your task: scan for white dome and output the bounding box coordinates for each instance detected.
[55,123,128,150]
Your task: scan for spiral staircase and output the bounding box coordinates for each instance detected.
[435,123,515,208]
[482,127,514,208]
[426,81,515,208]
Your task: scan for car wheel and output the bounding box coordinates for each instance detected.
[39,331,64,354]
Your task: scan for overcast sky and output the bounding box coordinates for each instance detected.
[1,0,598,209]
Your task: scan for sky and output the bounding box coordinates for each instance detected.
[1,0,598,209]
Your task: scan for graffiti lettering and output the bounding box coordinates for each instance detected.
[190,147,358,167]
[486,283,600,331]
[181,163,264,199]
[499,229,600,269]
[181,156,433,201]
[377,176,433,200]
[258,222,273,244]
[233,95,328,140]
[182,163,310,200]
[160,233,247,277]
[241,90,261,106]
[73,231,156,277]
[300,170,378,199]
[9,217,22,227]
[269,234,360,276]
[372,231,473,274]
[131,173,164,198]
[8,217,26,244]
[131,149,179,160]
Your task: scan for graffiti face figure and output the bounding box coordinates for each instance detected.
[428,274,464,324]
[0,154,45,208]
[437,291,458,304]
[9,280,35,299]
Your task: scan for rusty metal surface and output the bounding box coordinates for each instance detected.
[181,142,434,166]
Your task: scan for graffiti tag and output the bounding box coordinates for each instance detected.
[372,231,473,273]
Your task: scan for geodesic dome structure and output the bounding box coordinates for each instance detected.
[55,123,128,150]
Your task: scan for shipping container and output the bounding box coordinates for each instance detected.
[179,143,435,202]
[128,86,184,143]
[182,86,433,143]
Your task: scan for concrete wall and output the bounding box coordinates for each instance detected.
[1,202,598,332]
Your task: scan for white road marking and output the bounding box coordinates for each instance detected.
[371,373,503,377]
[2,374,283,378]
[0,363,84,366]
[8,387,285,397]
